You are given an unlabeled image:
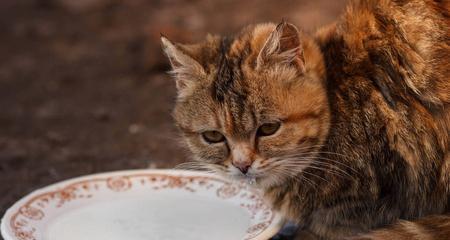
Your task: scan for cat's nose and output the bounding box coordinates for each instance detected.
[232,161,251,174]
[231,143,255,175]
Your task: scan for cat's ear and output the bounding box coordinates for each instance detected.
[161,36,206,98]
[256,22,305,72]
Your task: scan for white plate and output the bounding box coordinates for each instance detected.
[1,169,283,240]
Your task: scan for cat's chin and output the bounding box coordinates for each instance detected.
[211,168,290,189]
[216,171,261,187]
[208,167,296,190]
[222,172,283,190]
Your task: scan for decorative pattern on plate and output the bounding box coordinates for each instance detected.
[7,172,275,240]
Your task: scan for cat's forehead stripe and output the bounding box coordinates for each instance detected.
[212,37,244,102]
[210,35,259,137]
[211,37,248,106]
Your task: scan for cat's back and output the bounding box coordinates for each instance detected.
[316,0,450,212]
[318,0,449,103]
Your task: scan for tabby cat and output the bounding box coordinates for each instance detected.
[161,0,449,239]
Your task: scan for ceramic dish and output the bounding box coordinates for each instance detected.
[1,169,283,240]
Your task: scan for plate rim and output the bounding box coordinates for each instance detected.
[1,169,284,240]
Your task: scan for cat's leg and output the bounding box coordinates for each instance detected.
[349,214,450,240]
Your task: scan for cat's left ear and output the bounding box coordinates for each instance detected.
[161,36,206,98]
[257,22,305,73]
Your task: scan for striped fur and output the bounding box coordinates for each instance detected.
[162,0,449,239]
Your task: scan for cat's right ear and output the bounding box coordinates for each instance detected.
[256,22,305,73]
[161,36,206,98]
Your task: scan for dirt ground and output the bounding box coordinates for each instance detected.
[0,0,346,236]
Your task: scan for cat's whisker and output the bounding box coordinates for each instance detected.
[267,167,297,184]
[280,169,337,185]
[301,170,337,186]
[271,152,360,175]
[289,157,356,178]
[175,162,227,175]
[291,160,354,180]
[309,162,354,179]
[266,155,356,181]
[277,149,351,161]
[271,166,319,190]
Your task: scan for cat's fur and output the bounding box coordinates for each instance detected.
[161,0,450,239]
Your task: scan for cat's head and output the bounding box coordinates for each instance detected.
[161,22,330,188]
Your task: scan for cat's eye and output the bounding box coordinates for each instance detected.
[201,130,225,144]
[257,122,281,137]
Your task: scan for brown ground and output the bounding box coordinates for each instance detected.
[0,0,346,237]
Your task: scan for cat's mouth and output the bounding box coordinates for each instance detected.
[222,174,261,188]
[175,160,287,188]
[226,161,311,189]
[224,166,272,187]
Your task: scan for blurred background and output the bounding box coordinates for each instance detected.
[0,0,347,225]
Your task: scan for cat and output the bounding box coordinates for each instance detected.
[161,0,449,239]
